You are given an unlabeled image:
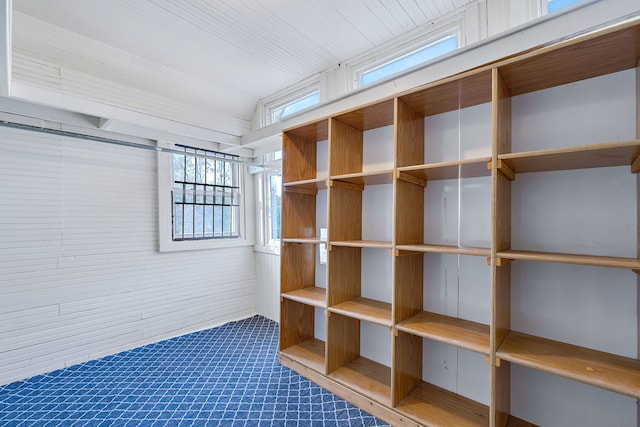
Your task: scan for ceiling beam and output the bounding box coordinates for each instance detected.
[0,0,11,97]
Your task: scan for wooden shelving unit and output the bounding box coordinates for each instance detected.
[280,19,640,427]
[496,332,640,399]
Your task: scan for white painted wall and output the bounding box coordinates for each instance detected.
[0,126,256,385]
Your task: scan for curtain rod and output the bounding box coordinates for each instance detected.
[0,120,247,164]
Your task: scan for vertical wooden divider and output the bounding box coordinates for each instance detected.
[636,60,640,427]
[392,98,425,406]
[491,67,512,427]
[326,117,364,375]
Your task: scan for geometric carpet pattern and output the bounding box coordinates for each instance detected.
[0,316,389,426]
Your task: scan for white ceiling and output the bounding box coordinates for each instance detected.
[11,0,473,142]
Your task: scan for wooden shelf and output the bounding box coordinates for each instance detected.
[283,177,328,190]
[283,119,329,141]
[396,311,490,355]
[329,297,392,327]
[497,249,640,270]
[282,237,325,244]
[497,20,640,96]
[333,98,395,131]
[328,356,391,405]
[282,287,326,308]
[280,338,326,374]
[330,169,394,186]
[497,331,640,399]
[330,240,392,249]
[395,381,489,427]
[400,68,494,117]
[498,140,640,174]
[398,157,492,181]
[396,244,490,257]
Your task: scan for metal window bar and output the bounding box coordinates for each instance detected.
[172,145,240,241]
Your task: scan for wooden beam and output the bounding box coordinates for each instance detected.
[0,0,11,97]
[98,117,115,130]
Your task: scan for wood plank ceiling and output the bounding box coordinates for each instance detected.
[11,0,473,138]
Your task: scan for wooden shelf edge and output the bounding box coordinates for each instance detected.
[331,240,393,249]
[283,177,328,189]
[397,244,490,257]
[330,169,394,186]
[280,356,419,427]
[497,331,640,399]
[497,139,640,174]
[282,237,326,244]
[281,287,327,308]
[397,157,492,181]
[395,381,489,427]
[280,338,326,374]
[396,311,490,355]
[497,249,640,270]
[328,356,392,406]
[328,297,393,327]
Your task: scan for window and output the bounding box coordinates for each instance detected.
[359,33,458,86]
[172,145,240,240]
[270,90,320,124]
[547,0,583,13]
[253,150,282,252]
[267,172,282,242]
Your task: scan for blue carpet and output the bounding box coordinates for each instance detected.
[0,316,389,426]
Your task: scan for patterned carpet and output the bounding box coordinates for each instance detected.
[0,316,389,426]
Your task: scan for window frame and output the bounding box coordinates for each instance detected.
[171,145,241,241]
[351,23,461,90]
[157,141,251,252]
[356,31,459,87]
[253,151,283,254]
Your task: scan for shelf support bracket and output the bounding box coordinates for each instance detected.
[283,186,318,195]
[396,171,427,188]
[489,159,515,181]
[329,179,365,192]
[631,153,640,174]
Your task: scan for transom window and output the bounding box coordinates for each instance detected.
[359,33,458,86]
[172,145,240,240]
[270,90,320,124]
[547,0,583,13]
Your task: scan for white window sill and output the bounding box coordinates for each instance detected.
[254,244,281,256]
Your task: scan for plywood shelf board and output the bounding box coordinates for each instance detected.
[497,22,640,96]
[280,338,326,374]
[331,240,393,249]
[284,119,329,141]
[329,356,392,405]
[331,169,394,186]
[283,177,328,189]
[329,297,393,327]
[498,249,640,270]
[498,140,640,174]
[497,332,640,399]
[396,311,490,355]
[396,244,490,257]
[395,381,489,427]
[398,157,492,181]
[282,237,325,244]
[282,287,327,308]
[400,68,494,118]
[334,98,395,131]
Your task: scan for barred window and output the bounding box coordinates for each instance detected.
[172,145,240,240]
